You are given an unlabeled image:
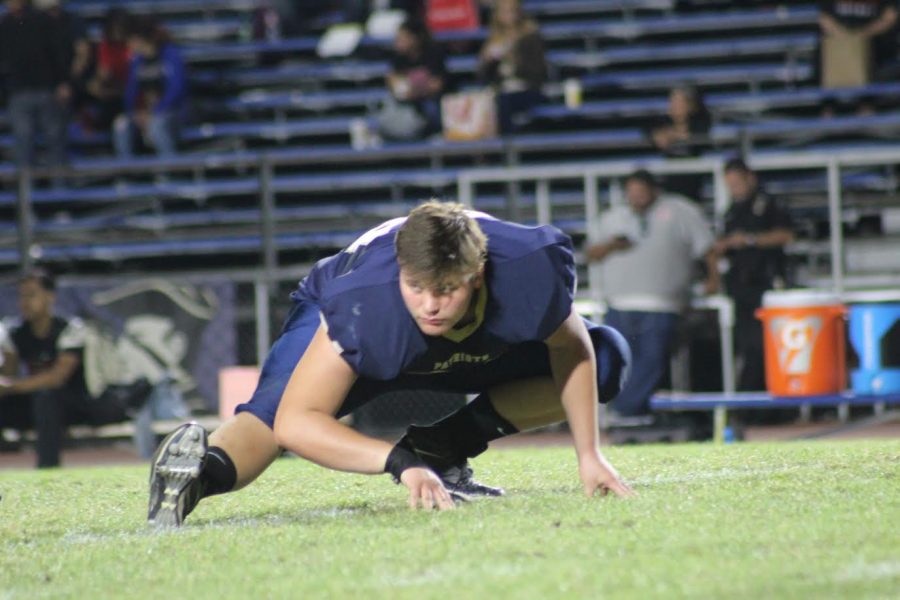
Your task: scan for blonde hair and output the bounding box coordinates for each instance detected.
[488,0,538,42]
[395,200,487,283]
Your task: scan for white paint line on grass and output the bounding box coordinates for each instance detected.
[59,507,362,546]
[835,560,900,582]
[632,465,805,486]
[378,561,526,588]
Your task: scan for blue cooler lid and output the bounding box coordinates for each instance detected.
[842,290,900,304]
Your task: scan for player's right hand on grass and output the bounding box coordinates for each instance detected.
[578,451,636,499]
[400,467,455,511]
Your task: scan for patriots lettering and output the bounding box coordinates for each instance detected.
[432,352,496,372]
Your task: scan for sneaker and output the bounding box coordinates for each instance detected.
[148,422,208,528]
[437,462,505,498]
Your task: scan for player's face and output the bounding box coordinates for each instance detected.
[18,280,53,323]
[399,268,483,337]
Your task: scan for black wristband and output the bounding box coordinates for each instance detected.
[384,444,427,483]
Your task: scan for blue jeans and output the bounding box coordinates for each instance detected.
[603,309,679,416]
[0,387,130,468]
[113,111,180,158]
[8,90,67,168]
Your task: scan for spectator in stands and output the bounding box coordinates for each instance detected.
[648,85,711,201]
[0,0,69,169]
[0,269,149,468]
[38,0,92,117]
[377,18,448,140]
[714,158,794,392]
[819,0,898,85]
[477,0,547,134]
[113,16,188,158]
[650,86,711,159]
[585,169,719,418]
[84,8,131,133]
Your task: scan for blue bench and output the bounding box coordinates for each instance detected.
[85,17,243,44]
[532,82,900,122]
[224,88,390,113]
[68,0,254,19]
[0,231,358,264]
[6,188,589,239]
[582,62,813,91]
[712,110,900,143]
[652,391,900,411]
[1,209,591,267]
[431,5,817,44]
[651,391,900,442]
[0,116,357,152]
[191,31,814,87]
[522,0,674,16]
[0,133,512,181]
[0,165,461,206]
[458,5,816,45]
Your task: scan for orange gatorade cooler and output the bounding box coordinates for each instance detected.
[755,290,847,396]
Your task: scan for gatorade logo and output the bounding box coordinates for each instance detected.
[771,317,823,375]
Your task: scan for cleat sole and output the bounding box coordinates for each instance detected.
[148,423,207,528]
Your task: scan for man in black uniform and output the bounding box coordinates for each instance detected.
[0,269,141,468]
[714,159,795,392]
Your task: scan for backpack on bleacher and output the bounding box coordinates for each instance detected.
[375,96,428,140]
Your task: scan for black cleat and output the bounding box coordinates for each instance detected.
[437,462,504,498]
[148,422,208,528]
[397,428,505,499]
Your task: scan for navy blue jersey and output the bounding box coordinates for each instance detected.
[292,212,576,380]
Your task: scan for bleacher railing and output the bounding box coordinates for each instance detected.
[7,146,900,385]
[456,148,900,296]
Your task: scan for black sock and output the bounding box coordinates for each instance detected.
[405,393,519,468]
[201,446,237,498]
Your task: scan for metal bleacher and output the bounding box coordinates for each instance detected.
[3,0,900,277]
[3,0,898,442]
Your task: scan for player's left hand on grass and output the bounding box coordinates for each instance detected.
[400,467,455,511]
[578,451,635,499]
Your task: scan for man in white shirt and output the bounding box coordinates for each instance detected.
[586,169,719,417]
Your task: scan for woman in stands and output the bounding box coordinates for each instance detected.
[378,18,448,140]
[648,85,711,201]
[477,0,547,134]
[113,16,187,158]
[649,85,711,159]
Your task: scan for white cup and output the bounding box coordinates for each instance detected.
[564,78,582,109]
[349,118,369,150]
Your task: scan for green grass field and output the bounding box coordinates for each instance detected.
[1,440,898,599]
